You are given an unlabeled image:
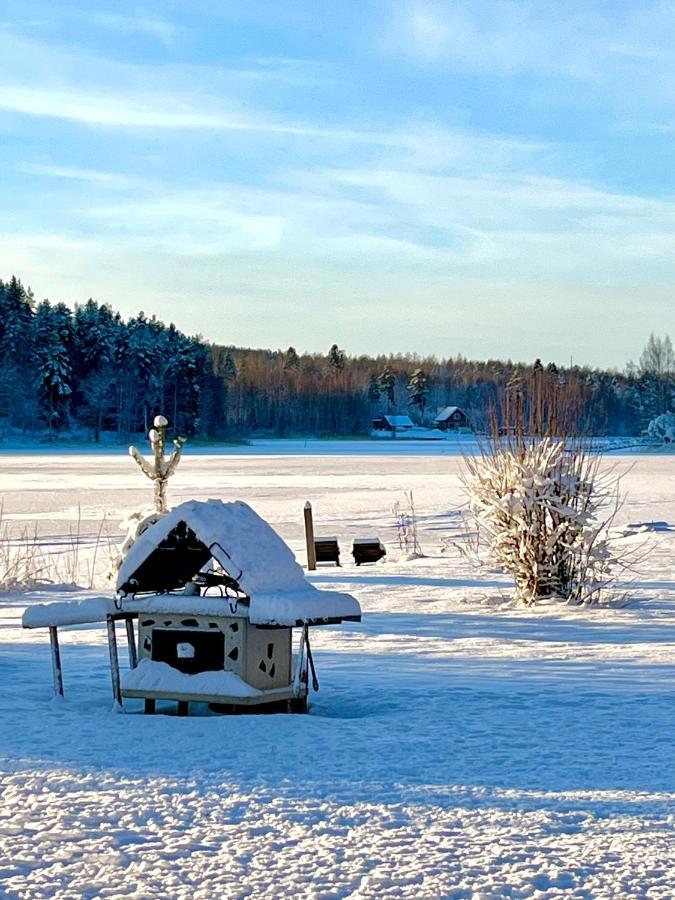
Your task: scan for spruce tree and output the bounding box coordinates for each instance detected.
[0,276,35,425]
[34,301,73,435]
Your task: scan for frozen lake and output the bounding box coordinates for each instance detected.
[1,449,674,897]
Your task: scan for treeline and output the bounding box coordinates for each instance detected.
[0,275,672,439]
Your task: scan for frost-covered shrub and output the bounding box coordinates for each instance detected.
[463,438,621,605]
[646,412,675,443]
[108,415,186,580]
[129,415,186,514]
[392,490,424,559]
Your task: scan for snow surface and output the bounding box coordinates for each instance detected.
[1,449,675,898]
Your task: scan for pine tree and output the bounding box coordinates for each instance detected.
[175,337,206,436]
[222,351,237,381]
[367,374,381,404]
[0,276,36,425]
[72,299,120,440]
[284,346,300,371]
[34,301,73,435]
[327,343,346,373]
[408,368,429,419]
[379,368,396,412]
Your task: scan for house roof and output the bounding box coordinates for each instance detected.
[384,415,414,427]
[116,499,361,626]
[433,406,464,423]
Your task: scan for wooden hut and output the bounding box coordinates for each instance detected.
[432,406,469,431]
[372,415,415,433]
[113,500,361,714]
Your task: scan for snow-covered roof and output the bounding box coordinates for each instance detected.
[433,406,463,423]
[384,415,414,427]
[116,499,361,627]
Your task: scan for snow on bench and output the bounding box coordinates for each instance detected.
[22,596,115,629]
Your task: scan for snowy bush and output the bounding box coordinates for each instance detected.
[463,438,623,605]
[646,412,675,444]
[108,416,186,580]
[129,415,186,514]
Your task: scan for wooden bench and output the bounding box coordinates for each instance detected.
[352,537,386,566]
[22,597,137,701]
[314,536,340,566]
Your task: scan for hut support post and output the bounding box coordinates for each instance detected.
[304,501,316,571]
[106,616,123,708]
[48,626,64,698]
[125,617,137,669]
[293,627,307,697]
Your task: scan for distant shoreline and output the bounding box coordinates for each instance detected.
[0,436,665,457]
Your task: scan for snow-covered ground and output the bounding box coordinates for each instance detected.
[1,450,674,898]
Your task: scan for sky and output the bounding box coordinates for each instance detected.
[1,0,675,368]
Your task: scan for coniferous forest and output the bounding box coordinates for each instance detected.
[0,275,672,440]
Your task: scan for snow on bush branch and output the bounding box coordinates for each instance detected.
[108,415,186,581]
[646,412,675,444]
[463,437,628,605]
[129,415,186,515]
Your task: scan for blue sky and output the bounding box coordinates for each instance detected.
[1,0,675,367]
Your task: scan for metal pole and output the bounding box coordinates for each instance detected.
[304,501,316,571]
[48,626,64,698]
[292,627,306,697]
[125,617,138,669]
[106,616,123,708]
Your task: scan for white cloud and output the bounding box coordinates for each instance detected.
[85,12,179,48]
[16,162,134,188]
[386,0,675,92]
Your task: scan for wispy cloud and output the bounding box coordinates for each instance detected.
[385,0,675,86]
[85,11,179,48]
[16,162,135,187]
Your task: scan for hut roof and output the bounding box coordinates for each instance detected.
[384,415,414,427]
[116,499,361,627]
[433,406,463,423]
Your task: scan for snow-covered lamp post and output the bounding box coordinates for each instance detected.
[129,415,186,514]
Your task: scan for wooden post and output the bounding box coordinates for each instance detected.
[125,617,138,669]
[177,701,189,717]
[48,626,64,698]
[144,699,156,715]
[304,501,316,571]
[106,616,123,708]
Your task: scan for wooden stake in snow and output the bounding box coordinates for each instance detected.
[129,415,186,514]
[304,501,316,571]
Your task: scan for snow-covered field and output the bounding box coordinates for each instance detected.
[1,447,674,898]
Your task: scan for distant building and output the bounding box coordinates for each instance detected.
[433,406,470,431]
[372,414,415,433]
